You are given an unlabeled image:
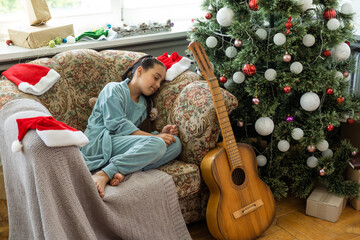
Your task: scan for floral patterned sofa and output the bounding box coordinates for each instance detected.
[0,49,238,224]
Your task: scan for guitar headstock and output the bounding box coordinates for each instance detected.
[188,42,216,81]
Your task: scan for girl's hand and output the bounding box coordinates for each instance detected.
[162,125,178,136]
[156,133,176,147]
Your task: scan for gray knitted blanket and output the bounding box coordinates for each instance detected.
[0,99,191,240]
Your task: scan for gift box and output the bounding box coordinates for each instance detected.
[306,187,347,222]
[8,23,74,49]
[346,166,360,210]
[26,0,51,26]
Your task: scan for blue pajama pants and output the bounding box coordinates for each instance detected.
[101,135,181,179]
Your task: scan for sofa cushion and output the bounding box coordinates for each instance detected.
[153,70,201,132]
[169,81,238,165]
[158,160,200,199]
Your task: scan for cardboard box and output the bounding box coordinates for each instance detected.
[8,23,74,49]
[346,166,360,210]
[306,187,347,222]
[26,0,51,26]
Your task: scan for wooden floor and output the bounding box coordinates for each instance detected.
[0,196,359,240]
[188,195,360,240]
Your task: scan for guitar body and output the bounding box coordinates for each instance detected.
[201,143,275,240]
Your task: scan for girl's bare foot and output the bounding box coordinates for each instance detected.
[92,171,110,198]
[110,172,125,186]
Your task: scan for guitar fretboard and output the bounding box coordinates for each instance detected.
[207,76,243,169]
[189,42,243,169]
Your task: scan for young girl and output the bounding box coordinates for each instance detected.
[80,55,181,198]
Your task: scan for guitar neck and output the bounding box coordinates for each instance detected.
[206,74,243,169]
[188,42,243,168]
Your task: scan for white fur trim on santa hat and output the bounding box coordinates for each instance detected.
[36,129,89,147]
[11,140,23,153]
[165,57,192,81]
[18,69,60,95]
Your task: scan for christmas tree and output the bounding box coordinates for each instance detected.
[189,0,360,199]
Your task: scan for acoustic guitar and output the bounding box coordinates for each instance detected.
[188,42,275,240]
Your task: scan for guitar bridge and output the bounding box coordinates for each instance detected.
[232,199,264,219]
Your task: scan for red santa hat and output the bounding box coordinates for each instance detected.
[157,52,193,81]
[12,116,89,153]
[1,63,60,95]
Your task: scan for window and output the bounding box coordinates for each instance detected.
[122,0,203,27]
[0,0,203,41]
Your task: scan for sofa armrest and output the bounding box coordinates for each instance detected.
[0,77,39,110]
[168,81,238,165]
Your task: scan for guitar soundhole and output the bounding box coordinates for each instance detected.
[232,168,246,186]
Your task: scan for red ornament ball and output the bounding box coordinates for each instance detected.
[347,118,355,124]
[234,39,242,47]
[248,0,259,11]
[283,86,291,93]
[337,96,345,104]
[205,12,212,20]
[243,64,256,76]
[6,40,13,46]
[345,41,350,46]
[326,88,334,95]
[343,71,350,78]
[307,145,316,152]
[323,8,337,20]
[319,168,326,176]
[252,97,260,105]
[327,124,334,131]
[323,50,331,57]
[219,76,227,83]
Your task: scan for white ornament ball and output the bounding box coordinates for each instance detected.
[290,62,303,74]
[341,3,353,15]
[273,33,286,46]
[322,149,334,157]
[264,69,277,81]
[307,156,318,168]
[206,36,218,48]
[316,140,329,152]
[233,71,245,84]
[332,42,351,61]
[291,128,304,140]
[256,155,267,167]
[278,140,290,152]
[66,36,76,44]
[255,28,267,40]
[224,78,233,89]
[293,0,313,12]
[216,7,234,27]
[302,34,315,47]
[255,117,274,136]
[225,46,237,58]
[327,18,340,31]
[335,71,344,80]
[300,92,320,111]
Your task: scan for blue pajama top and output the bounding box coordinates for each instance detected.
[80,78,147,171]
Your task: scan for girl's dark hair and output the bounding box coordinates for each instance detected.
[122,55,166,133]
